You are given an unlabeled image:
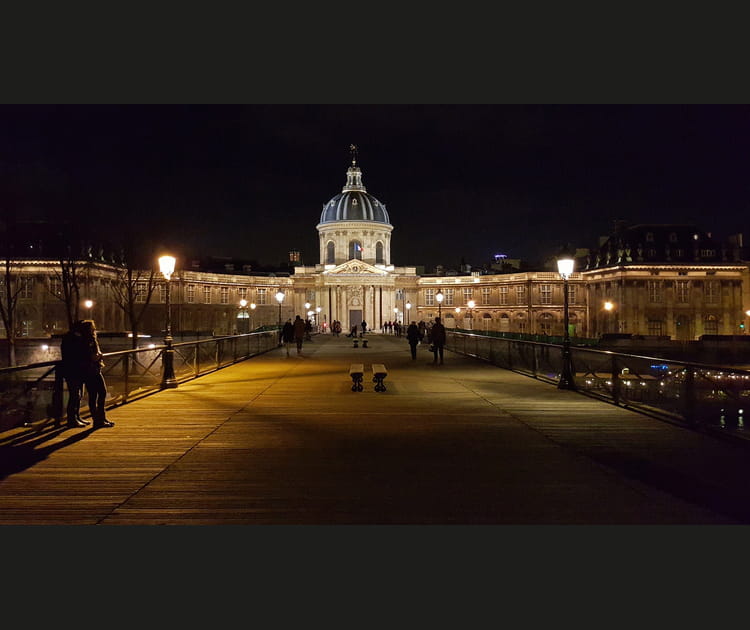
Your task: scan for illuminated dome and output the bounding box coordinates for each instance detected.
[319,158,391,225]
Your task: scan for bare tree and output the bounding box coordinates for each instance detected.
[0,254,22,367]
[111,261,160,350]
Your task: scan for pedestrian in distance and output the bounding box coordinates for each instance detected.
[60,320,90,427]
[431,316,446,365]
[293,315,307,354]
[281,318,294,357]
[360,320,367,337]
[406,320,420,360]
[80,319,114,428]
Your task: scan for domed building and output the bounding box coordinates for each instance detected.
[292,150,418,332]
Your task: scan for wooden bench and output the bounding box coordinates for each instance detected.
[353,338,359,348]
[362,339,368,348]
[349,363,364,391]
[372,363,388,392]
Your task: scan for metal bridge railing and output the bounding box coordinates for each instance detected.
[0,331,278,433]
[446,330,750,440]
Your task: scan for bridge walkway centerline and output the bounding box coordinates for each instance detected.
[0,332,749,524]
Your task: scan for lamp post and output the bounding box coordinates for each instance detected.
[238,299,248,334]
[83,299,94,320]
[467,299,475,330]
[275,290,285,346]
[604,300,614,334]
[405,300,411,323]
[455,307,461,329]
[250,302,256,332]
[393,306,399,325]
[557,252,575,390]
[159,255,178,389]
[436,290,444,320]
[316,305,321,330]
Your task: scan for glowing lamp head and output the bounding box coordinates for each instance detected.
[406,301,411,310]
[604,301,614,311]
[467,300,475,309]
[250,303,256,310]
[275,291,285,304]
[239,299,247,308]
[84,299,93,309]
[436,291,444,304]
[159,255,176,280]
[557,256,575,280]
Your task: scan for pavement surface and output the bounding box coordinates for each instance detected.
[1,332,749,524]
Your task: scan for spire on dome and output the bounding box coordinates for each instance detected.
[349,143,358,166]
[343,145,366,192]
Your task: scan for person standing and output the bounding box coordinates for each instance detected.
[60,320,90,427]
[293,315,307,354]
[360,320,367,337]
[281,318,294,357]
[406,320,420,360]
[431,316,446,365]
[80,319,114,428]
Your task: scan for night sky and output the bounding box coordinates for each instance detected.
[1,104,748,269]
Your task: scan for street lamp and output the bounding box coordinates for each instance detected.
[405,300,411,322]
[394,306,399,325]
[604,300,615,334]
[158,255,178,389]
[467,299,475,330]
[238,298,248,334]
[83,299,94,321]
[316,305,321,327]
[455,307,461,329]
[557,251,575,390]
[250,302,256,331]
[275,290,285,345]
[436,290,444,320]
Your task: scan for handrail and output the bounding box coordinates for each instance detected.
[446,330,750,442]
[0,331,279,433]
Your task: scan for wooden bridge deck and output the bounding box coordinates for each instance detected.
[1,332,749,524]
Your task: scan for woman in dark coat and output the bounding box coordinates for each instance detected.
[80,319,114,428]
[406,321,421,360]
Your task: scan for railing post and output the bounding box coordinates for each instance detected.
[123,352,130,403]
[611,355,620,406]
[532,345,538,378]
[50,365,64,426]
[684,366,697,426]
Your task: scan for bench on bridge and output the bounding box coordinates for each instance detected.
[372,363,387,392]
[362,339,368,348]
[353,338,359,348]
[350,363,364,391]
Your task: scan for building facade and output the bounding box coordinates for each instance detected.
[2,159,749,343]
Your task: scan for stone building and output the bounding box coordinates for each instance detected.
[2,157,748,345]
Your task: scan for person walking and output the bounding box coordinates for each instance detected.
[293,315,307,354]
[406,320,420,360]
[431,316,446,365]
[281,318,294,357]
[80,319,114,428]
[60,320,90,427]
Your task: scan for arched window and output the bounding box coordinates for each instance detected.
[375,241,384,264]
[349,240,363,260]
[515,312,527,334]
[538,312,553,336]
[500,313,510,332]
[326,241,335,264]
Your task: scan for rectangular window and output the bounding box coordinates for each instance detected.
[135,281,147,303]
[481,287,491,305]
[159,285,167,303]
[49,277,62,297]
[425,288,434,306]
[648,281,662,303]
[499,286,508,305]
[700,249,715,257]
[203,285,212,304]
[676,280,689,303]
[463,288,473,304]
[257,288,267,305]
[705,280,719,304]
[187,284,195,304]
[444,288,454,306]
[539,284,552,305]
[238,287,247,300]
[568,285,576,305]
[20,277,33,299]
[516,285,527,305]
[395,289,404,301]
[647,320,664,336]
[220,286,229,304]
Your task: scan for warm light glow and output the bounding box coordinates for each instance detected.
[307,310,314,317]
[455,307,461,314]
[557,256,575,279]
[305,302,311,310]
[746,310,750,317]
[239,299,247,308]
[435,291,444,304]
[84,299,93,309]
[316,306,321,313]
[604,301,614,311]
[250,303,256,310]
[275,291,285,304]
[159,255,176,280]
[467,299,475,309]
[394,307,398,314]
[406,301,411,310]
[41,344,49,351]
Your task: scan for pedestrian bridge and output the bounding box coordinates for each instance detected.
[1,332,749,524]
